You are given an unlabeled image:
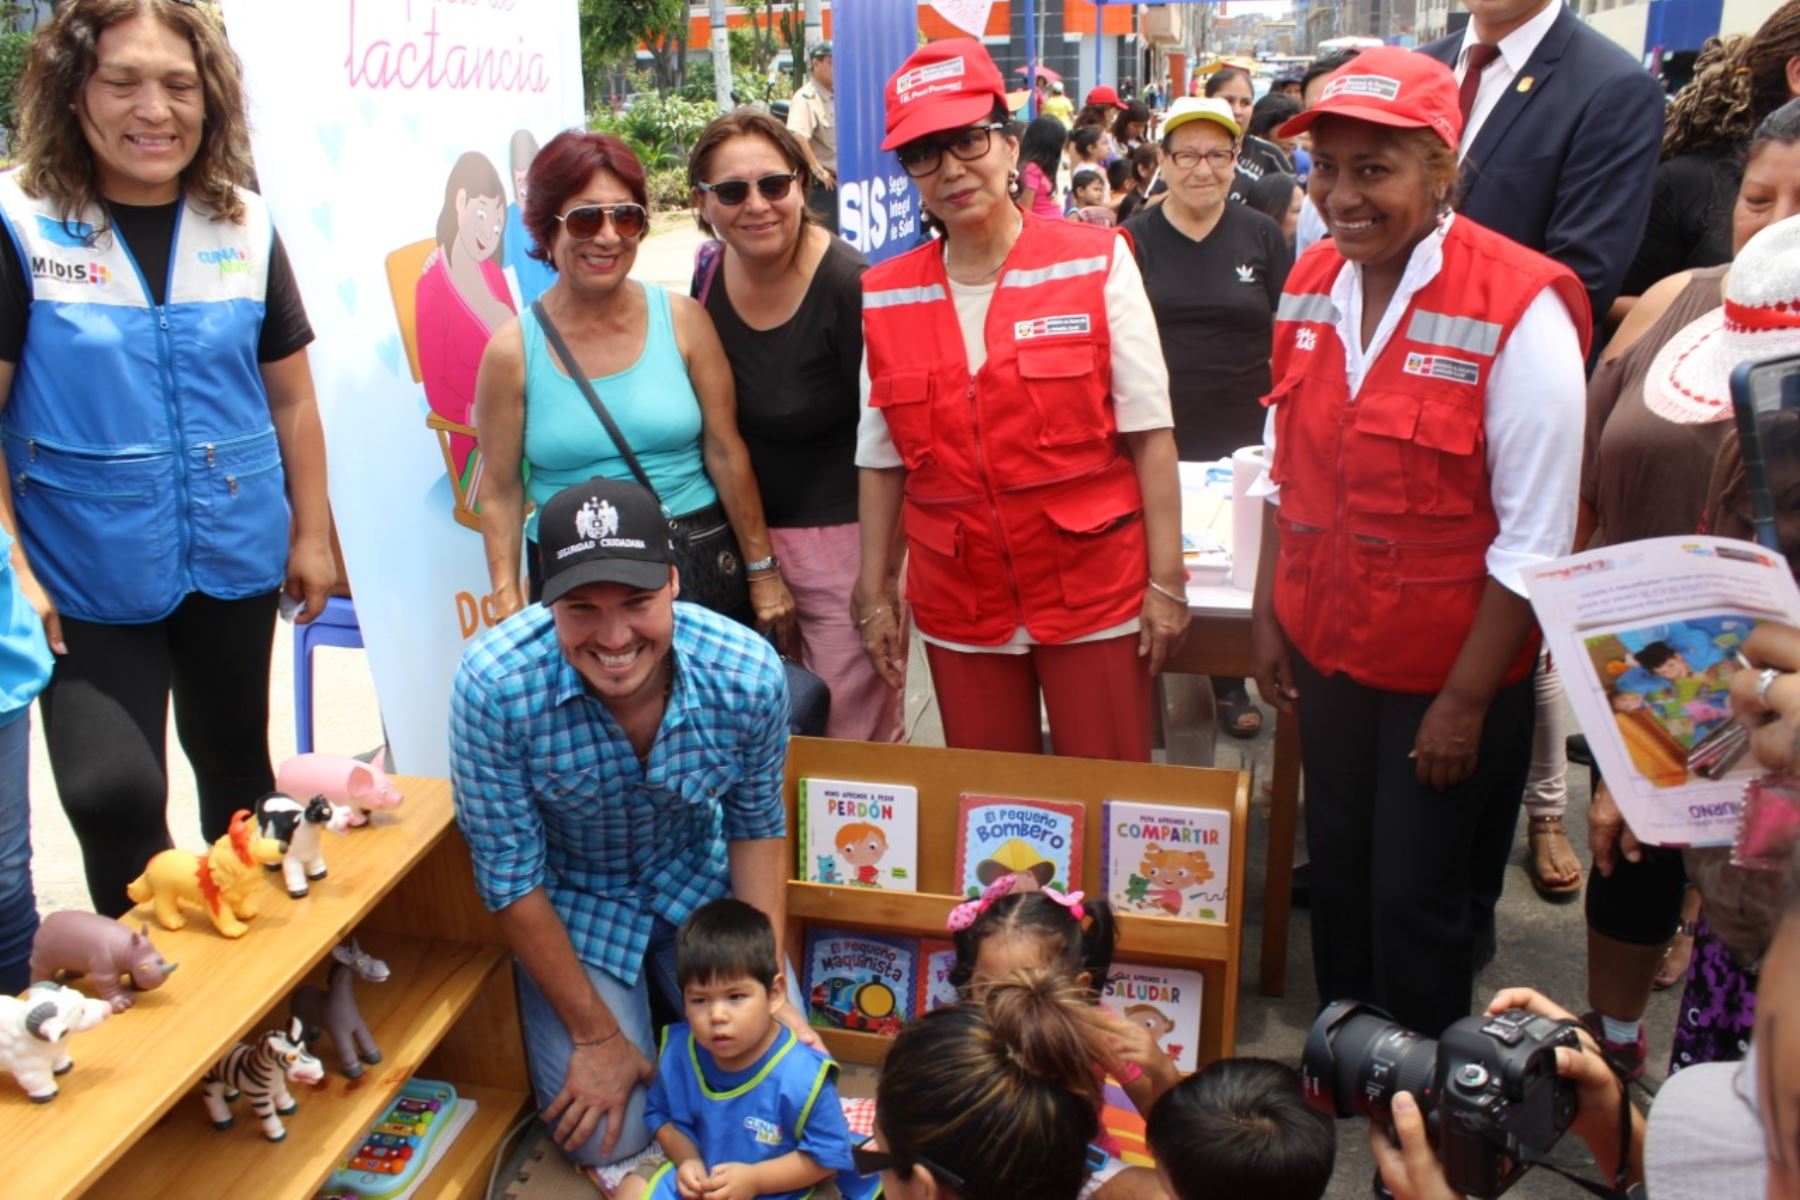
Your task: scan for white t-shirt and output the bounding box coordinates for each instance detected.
[857,247,1174,652]
[1253,215,1585,597]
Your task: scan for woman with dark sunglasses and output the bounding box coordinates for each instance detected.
[855,38,1187,763]
[864,969,1109,1200]
[473,131,794,639]
[681,109,901,742]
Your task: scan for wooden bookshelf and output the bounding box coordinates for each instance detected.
[782,738,1250,1068]
[0,778,530,1199]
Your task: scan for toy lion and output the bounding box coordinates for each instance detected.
[125,810,285,938]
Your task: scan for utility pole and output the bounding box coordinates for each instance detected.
[710,0,732,111]
[804,0,823,53]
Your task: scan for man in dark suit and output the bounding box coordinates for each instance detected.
[1420,0,1665,329]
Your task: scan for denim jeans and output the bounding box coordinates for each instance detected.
[517,919,683,1168]
[0,712,37,994]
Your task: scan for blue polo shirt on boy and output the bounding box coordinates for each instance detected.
[642,1021,868,1200]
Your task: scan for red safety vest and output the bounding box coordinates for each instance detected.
[863,214,1148,645]
[1263,217,1590,694]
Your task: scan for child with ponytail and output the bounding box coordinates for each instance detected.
[866,969,1115,1200]
[946,877,1179,1199]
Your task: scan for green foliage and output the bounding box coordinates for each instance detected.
[643,166,693,211]
[589,93,716,174]
[0,30,28,135]
[579,0,684,66]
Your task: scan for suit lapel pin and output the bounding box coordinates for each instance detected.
[1516,75,1535,92]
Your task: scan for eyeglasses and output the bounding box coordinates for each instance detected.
[555,203,649,241]
[851,1141,968,1191]
[1168,147,1237,172]
[695,172,799,206]
[895,123,1008,178]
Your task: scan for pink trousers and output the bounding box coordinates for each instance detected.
[771,524,905,743]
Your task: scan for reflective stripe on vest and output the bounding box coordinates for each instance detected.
[1000,255,1109,289]
[864,283,948,310]
[1277,291,1339,325]
[1408,309,1504,357]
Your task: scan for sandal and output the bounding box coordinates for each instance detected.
[1655,906,1700,990]
[1218,691,1263,739]
[1527,813,1583,899]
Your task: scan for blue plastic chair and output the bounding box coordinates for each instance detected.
[294,595,364,754]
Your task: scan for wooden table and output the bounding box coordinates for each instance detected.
[1172,468,1300,997]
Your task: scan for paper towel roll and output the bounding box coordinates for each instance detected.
[1230,445,1266,592]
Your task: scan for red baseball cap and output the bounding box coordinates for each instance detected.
[1278,47,1462,150]
[1084,84,1129,110]
[883,39,1009,152]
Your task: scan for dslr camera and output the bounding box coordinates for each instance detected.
[1301,1000,1581,1198]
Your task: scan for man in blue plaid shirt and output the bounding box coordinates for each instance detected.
[450,479,806,1181]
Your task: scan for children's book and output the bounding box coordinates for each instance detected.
[1101,799,1231,921]
[803,928,918,1037]
[798,778,919,890]
[917,938,959,1015]
[953,795,1085,899]
[1102,963,1205,1074]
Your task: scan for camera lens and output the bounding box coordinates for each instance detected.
[1303,1001,1439,1119]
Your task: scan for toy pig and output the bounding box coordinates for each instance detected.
[29,911,178,1012]
[275,754,404,828]
[0,981,110,1101]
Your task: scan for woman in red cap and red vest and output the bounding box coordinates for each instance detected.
[1250,48,1590,1036]
[854,39,1187,762]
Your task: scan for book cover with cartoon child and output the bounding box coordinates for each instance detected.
[1102,963,1206,1073]
[917,938,960,1015]
[1102,799,1231,921]
[803,928,918,1038]
[953,795,1085,900]
[797,778,918,891]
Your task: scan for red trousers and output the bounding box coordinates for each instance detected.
[924,633,1152,762]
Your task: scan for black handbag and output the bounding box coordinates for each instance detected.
[531,299,752,626]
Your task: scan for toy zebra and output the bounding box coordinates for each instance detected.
[254,791,353,898]
[199,1016,324,1141]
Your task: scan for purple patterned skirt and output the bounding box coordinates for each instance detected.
[1668,914,1758,1075]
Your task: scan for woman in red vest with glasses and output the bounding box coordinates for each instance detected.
[1250,49,1590,1036]
[854,39,1187,762]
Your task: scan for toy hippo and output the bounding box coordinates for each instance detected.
[275,754,404,828]
[0,980,110,1101]
[29,911,178,1012]
[290,938,388,1078]
[254,791,354,898]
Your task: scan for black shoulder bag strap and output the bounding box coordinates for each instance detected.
[529,298,670,518]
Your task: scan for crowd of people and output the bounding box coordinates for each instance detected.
[5,0,1800,1196]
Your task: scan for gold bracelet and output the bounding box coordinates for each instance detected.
[1147,579,1187,606]
[572,1027,622,1050]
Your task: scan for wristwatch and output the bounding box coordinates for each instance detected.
[745,555,781,574]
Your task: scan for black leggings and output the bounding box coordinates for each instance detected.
[1586,846,1688,945]
[39,590,279,916]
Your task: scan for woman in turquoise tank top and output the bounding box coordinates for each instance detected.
[475,132,794,638]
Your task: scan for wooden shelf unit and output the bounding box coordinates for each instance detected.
[781,738,1250,1070]
[0,777,530,1199]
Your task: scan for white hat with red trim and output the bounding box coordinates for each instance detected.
[1645,215,1800,424]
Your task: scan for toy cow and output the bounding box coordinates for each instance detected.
[290,938,388,1078]
[0,980,110,1101]
[275,754,404,828]
[29,911,178,1012]
[200,1016,324,1141]
[254,792,353,898]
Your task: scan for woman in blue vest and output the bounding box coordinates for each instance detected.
[1250,49,1588,1038]
[0,0,332,915]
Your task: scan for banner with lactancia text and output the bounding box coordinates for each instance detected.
[222,0,584,775]
[835,0,923,264]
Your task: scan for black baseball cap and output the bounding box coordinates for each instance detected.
[537,478,672,605]
[809,40,832,59]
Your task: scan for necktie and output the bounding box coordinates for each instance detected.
[1458,43,1502,125]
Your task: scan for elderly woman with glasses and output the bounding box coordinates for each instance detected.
[854,39,1186,762]
[682,109,900,742]
[474,131,793,636]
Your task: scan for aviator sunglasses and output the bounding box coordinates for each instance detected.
[695,172,800,206]
[555,202,649,241]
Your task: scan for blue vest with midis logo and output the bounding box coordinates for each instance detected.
[0,172,286,623]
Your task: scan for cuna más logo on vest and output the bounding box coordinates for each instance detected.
[29,256,109,286]
[196,246,252,278]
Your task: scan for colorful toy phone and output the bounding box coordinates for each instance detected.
[317,1079,458,1199]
